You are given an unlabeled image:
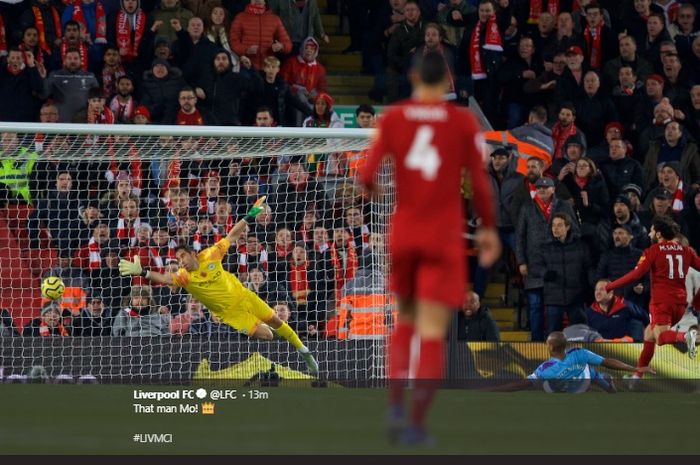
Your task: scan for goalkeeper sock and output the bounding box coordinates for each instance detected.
[635,341,656,378]
[388,322,414,407]
[657,330,685,345]
[274,321,306,351]
[411,338,444,428]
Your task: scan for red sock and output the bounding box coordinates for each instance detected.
[657,330,685,345]
[388,322,414,407]
[411,338,445,428]
[635,341,656,378]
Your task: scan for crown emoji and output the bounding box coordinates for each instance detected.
[202,402,215,415]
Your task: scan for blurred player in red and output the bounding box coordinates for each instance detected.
[606,217,700,381]
[358,52,500,444]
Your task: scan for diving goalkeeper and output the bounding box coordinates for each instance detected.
[118,196,319,376]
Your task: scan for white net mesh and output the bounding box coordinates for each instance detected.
[0,123,397,384]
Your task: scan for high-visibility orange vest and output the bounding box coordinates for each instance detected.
[337,293,396,340]
[483,130,552,175]
[59,287,86,315]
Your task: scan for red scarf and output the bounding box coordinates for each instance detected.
[551,123,577,158]
[193,230,222,252]
[469,16,503,80]
[116,216,141,245]
[108,142,142,191]
[88,237,102,269]
[128,245,164,285]
[330,242,357,302]
[72,0,107,44]
[289,263,310,303]
[0,15,6,55]
[275,243,293,258]
[102,65,126,98]
[527,180,537,199]
[237,245,268,273]
[574,175,588,190]
[245,3,266,15]
[583,24,603,69]
[39,321,69,336]
[19,43,44,67]
[176,109,204,125]
[672,181,684,213]
[124,308,140,318]
[109,95,135,123]
[116,9,146,61]
[33,5,62,54]
[88,105,115,124]
[61,41,88,70]
[534,195,554,222]
[528,0,560,24]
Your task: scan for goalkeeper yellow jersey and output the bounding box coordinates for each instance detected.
[171,238,247,314]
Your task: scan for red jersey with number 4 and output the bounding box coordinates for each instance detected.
[607,241,700,306]
[358,99,495,253]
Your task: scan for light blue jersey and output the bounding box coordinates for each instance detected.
[527,348,607,393]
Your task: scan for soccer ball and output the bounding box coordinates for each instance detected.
[41,276,65,300]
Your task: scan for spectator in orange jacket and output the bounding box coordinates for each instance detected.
[229,0,292,69]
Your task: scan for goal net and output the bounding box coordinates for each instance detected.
[0,122,398,384]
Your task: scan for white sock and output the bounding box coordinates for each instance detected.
[298,345,309,354]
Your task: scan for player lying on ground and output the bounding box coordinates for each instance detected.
[606,217,700,381]
[118,196,319,376]
[359,51,501,445]
[492,332,655,393]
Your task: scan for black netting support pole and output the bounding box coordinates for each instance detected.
[446,310,460,386]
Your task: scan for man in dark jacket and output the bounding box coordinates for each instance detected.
[198,50,251,126]
[457,291,500,341]
[600,138,645,199]
[72,295,113,336]
[497,36,543,128]
[586,280,649,342]
[473,147,522,295]
[140,58,186,123]
[0,48,45,122]
[574,71,618,147]
[516,176,578,341]
[596,194,649,252]
[533,212,592,334]
[595,224,647,307]
[269,159,328,230]
[386,0,423,102]
[27,169,84,254]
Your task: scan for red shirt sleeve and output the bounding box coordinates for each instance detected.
[607,247,654,291]
[462,112,496,228]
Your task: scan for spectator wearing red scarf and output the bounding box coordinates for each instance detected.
[582,2,617,70]
[22,303,70,337]
[551,102,586,158]
[0,48,45,122]
[20,0,63,56]
[72,86,115,123]
[106,0,151,67]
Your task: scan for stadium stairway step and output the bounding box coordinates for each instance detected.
[500,331,531,342]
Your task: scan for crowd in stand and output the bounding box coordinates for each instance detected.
[1,0,700,342]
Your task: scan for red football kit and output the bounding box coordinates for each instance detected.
[607,241,700,326]
[359,99,495,307]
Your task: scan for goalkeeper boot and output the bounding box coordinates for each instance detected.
[386,405,405,444]
[301,351,319,376]
[686,325,698,360]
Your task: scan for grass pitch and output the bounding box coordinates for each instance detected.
[1,385,698,455]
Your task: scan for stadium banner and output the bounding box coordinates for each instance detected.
[2,338,699,385]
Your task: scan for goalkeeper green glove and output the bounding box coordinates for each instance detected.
[119,255,147,277]
[244,195,267,222]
